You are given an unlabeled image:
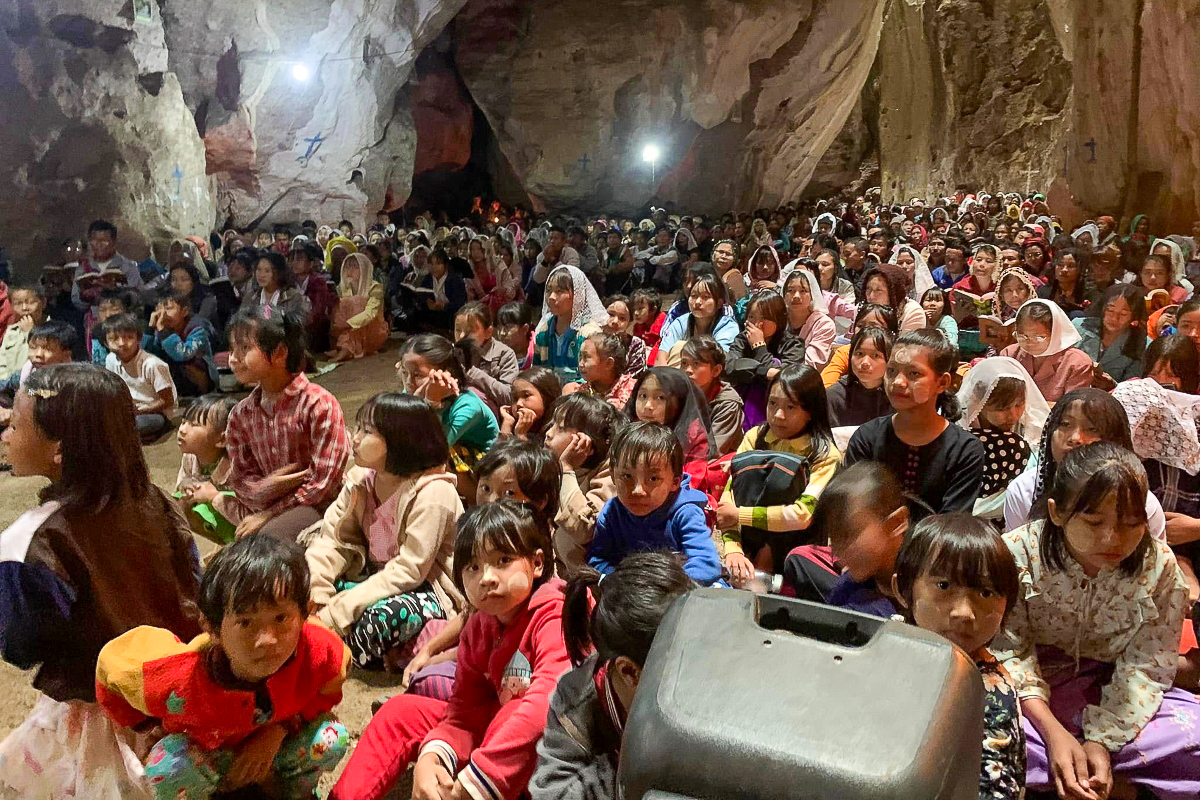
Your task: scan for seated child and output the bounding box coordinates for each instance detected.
[531,552,694,799]
[782,461,909,616]
[680,335,745,455]
[225,308,351,540]
[331,501,569,800]
[992,442,1200,799]
[96,534,350,799]
[631,287,666,364]
[498,366,561,442]
[600,293,648,374]
[328,252,389,362]
[543,393,623,577]
[102,313,177,441]
[399,334,499,495]
[891,514,1025,800]
[717,364,841,583]
[0,286,46,381]
[90,288,140,365]
[457,302,520,408]
[146,292,217,396]
[495,301,534,369]
[533,265,608,384]
[588,421,722,586]
[626,366,718,466]
[574,332,636,409]
[175,393,240,542]
[306,392,467,670]
[0,320,76,424]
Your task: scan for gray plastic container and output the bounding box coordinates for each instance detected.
[620,590,984,800]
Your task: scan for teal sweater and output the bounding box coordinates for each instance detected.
[441,391,499,453]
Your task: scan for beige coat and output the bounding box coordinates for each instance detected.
[553,461,617,578]
[306,466,466,636]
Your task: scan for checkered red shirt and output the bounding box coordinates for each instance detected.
[225,372,350,517]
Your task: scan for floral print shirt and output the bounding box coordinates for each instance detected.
[978,652,1026,800]
[990,521,1187,750]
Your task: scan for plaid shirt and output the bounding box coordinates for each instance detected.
[225,372,350,518]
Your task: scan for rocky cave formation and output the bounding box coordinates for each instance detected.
[3,0,1200,268]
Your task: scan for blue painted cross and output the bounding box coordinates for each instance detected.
[172,165,183,199]
[577,153,590,174]
[1085,139,1097,163]
[298,133,326,166]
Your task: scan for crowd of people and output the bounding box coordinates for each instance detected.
[0,188,1198,799]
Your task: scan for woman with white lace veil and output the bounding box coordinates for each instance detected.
[889,244,935,301]
[533,264,609,383]
[957,356,1051,522]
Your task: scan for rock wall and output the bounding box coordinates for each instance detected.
[0,0,213,271]
[876,0,1072,205]
[453,0,886,216]
[162,0,467,229]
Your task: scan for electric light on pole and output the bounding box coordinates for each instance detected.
[642,143,661,183]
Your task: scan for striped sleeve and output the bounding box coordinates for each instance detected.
[733,447,841,533]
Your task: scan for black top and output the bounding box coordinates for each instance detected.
[725,333,807,386]
[975,429,1031,497]
[844,416,986,517]
[826,376,892,428]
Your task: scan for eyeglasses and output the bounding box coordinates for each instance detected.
[1014,333,1049,344]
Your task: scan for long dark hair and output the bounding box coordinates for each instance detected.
[562,552,693,668]
[745,290,787,351]
[1047,247,1088,307]
[685,274,727,338]
[891,329,962,421]
[400,333,470,385]
[625,366,717,461]
[1142,333,1200,394]
[1037,442,1151,576]
[767,364,834,464]
[1088,283,1147,362]
[1031,388,1132,507]
[26,364,152,513]
[847,326,894,388]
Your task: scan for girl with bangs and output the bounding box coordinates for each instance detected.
[656,273,740,365]
[892,514,1024,800]
[333,501,569,800]
[993,443,1200,800]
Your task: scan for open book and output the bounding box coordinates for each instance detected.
[978,315,1015,349]
[951,288,995,323]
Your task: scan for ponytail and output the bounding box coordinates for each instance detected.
[894,328,961,422]
[401,333,468,384]
[562,568,603,667]
[560,552,693,671]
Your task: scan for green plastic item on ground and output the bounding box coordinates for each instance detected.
[173,491,237,544]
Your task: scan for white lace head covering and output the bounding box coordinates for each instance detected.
[811,212,837,234]
[1071,223,1100,246]
[889,244,935,298]
[538,264,609,333]
[781,265,829,315]
[957,356,1050,445]
[1151,237,1187,285]
[339,252,374,296]
[1016,298,1081,357]
[1112,378,1200,474]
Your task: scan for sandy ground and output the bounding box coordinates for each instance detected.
[0,342,413,796]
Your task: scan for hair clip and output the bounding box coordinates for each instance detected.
[23,388,59,399]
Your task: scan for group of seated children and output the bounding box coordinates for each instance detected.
[0,289,1197,799]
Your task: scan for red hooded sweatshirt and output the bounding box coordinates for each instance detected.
[420,578,569,800]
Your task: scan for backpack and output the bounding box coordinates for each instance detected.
[728,426,813,573]
[729,425,812,520]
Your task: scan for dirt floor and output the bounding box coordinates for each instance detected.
[0,341,413,796]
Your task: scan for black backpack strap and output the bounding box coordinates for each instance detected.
[755,424,770,450]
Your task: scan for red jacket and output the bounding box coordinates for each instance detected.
[420,578,569,800]
[95,621,350,751]
[0,282,13,341]
[635,312,666,366]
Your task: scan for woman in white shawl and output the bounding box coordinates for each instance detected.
[957,356,1050,522]
[889,244,935,302]
[533,264,609,384]
[328,252,388,361]
[781,267,837,369]
[1150,236,1195,301]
